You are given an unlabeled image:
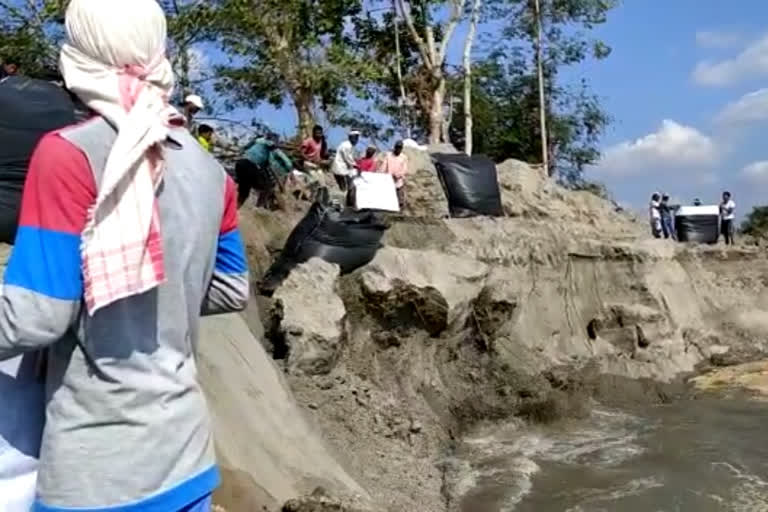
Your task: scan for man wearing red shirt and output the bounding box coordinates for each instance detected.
[356,147,378,172]
[300,125,329,170]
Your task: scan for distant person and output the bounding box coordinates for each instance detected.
[649,193,662,238]
[332,130,361,205]
[301,125,330,169]
[660,194,676,240]
[720,191,736,245]
[183,93,204,124]
[236,133,294,209]
[693,198,702,206]
[357,147,378,172]
[1,55,20,79]
[379,140,409,207]
[197,123,214,152]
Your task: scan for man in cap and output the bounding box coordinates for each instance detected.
[183,93,204,124]
[332,130,361,205]
[0,1,249,511]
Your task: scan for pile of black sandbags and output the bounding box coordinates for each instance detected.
[432,153,504,218]
[0,76,83,243]
[259,188,388,295]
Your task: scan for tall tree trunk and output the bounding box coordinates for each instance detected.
[429,77,445,145]
[533,0,550,175]
[463,0,482,155]
[392,0,411,138]
[397,0,467,145]
[293,88,315,139]
[179,47,191,95]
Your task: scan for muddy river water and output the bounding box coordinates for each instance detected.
[458,398,768,511]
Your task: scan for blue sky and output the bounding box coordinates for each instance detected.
[583,0,768,218]
[194,0,768,218]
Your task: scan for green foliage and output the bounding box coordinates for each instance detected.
[446,0,615,184]
[449,52,610,184]
[0,0,67,76]
[741,206,768,238]
[213,0,381,136]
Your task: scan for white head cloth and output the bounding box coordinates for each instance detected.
[59,0,180,314]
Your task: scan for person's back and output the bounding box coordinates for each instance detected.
[0,1,249,510]
[245,137,272,168]
[3,117,249,509]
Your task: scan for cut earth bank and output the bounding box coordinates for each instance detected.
[206,148,768,512]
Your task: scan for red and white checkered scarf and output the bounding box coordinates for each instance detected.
[60,0,183,314]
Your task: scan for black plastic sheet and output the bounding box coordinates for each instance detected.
[676,214,719,244]
[0,77,82,243]
[259,188,388,295]
[432,153,503,218]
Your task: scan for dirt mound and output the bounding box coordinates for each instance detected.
[212,148,768,511]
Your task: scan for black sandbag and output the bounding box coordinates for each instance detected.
[432,153,503,218]
[676,214,719,244]
[259,188,388,295]
[0,76,82,243]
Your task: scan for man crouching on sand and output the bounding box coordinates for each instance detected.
[0,0,249,510]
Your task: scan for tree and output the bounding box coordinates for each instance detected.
[0,0,67,76]
[449,52,610,184]
[449,0,614,183]
[395,0,466,145]
[506,0,614,179]
[462,0,482,155]
[741,206,768,238]
[161,0,221,102]
[213,0,378,138]
[358,1,479,144]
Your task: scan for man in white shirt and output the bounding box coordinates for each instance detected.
[332,130,360,205]
[720,191,736,245]
[649,193,662,238]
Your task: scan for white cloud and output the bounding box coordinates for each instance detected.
[595,120,719,176]
[716,88,768,124]
[693,33,768,86]
[742,161,768,183]
[696,29,745,49]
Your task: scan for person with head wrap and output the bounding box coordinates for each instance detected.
[332,130,361,205]
[0,0,249,510]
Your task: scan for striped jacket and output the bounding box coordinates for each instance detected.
[0,117,249,511]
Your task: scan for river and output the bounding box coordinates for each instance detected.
[456,398,768,511]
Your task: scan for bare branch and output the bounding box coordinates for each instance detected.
[462,0,482,155]
[437,0,468,65]
[396,0,432,66]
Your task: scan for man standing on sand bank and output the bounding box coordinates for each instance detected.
[0,0,249,510]
[649,193,662,238]
[379,140,409,208]
[332,130,361,205]
[720,191,736,245]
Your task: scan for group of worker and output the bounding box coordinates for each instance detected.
[178,96,411,212]
[649,191,736,245]
[231,125,410,211]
